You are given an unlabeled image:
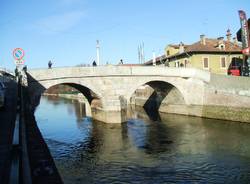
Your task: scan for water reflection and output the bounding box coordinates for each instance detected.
[36,96,250,184]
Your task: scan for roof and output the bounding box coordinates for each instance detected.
[145,38,242,65]
[184,38,241,53]
[144,55,166,65]
[168,44,189,49]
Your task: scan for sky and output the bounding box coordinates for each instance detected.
[0,0,250,70]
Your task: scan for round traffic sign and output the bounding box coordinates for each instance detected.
[13,48,25,60]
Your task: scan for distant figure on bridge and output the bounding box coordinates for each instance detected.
[23,65,27,72]
[48,60,52,69]
[119,59,123,65]
[15,67,18,77]
[92,60,97,67]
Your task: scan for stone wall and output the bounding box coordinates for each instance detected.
[201,74,250,122]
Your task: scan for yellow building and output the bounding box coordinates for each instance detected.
[145,30,243,75]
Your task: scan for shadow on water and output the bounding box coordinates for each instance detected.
[127,105,174,154]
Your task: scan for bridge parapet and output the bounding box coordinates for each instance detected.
[28,66,210,83]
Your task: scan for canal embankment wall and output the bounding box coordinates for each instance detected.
[22,86,63,183]
[132,74,250,123]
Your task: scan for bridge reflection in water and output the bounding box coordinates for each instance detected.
[35,96,250,184]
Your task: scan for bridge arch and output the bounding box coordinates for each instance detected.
[126,78,188,105]
[26,76,104,116]
[44,82,102,108]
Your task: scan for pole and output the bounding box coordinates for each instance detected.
[153,51,156,66]
[96,40,100,66]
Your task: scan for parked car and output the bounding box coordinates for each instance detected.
[0,82,6,109]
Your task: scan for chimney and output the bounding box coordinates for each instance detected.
[226,29,232,42]
[233,37,238,46]
[217,37,224,45]
[179,42,184,53]
[200,34,206,45]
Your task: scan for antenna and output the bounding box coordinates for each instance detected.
[138,42,145,64]
[138,46,141,64]
[142,42,145,63]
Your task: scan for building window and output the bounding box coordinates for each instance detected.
[167,50,170,56]
[184,59,188,67]
[220,57,226,68]
[203,57,209,69]
[175,61,179,68]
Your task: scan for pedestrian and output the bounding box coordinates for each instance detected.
[23,65,27,72]
[48,60,52,69]
[15,67,18,77]
[119,59,123,65]
[92,60,97,67]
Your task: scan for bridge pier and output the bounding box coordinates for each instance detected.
[92,96,128,124]
[92,108,126,124]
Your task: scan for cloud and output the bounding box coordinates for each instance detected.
[36,11,86,34]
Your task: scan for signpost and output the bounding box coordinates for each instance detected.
[13,48,25,79]
[13,48,25,66]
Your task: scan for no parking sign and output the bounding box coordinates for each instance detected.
[13,48,25,65]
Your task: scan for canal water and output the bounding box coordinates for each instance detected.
[35,96,250,184]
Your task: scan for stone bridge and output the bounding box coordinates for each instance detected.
[26,66,250,123]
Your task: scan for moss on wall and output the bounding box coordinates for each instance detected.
[201,105,250,123]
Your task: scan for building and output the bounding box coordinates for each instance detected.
[145,30,243,75]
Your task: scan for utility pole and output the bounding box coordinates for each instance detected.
[96,40,100,66]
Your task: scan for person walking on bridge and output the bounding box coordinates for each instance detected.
[119,59,123,65]
[48,60,53,69]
